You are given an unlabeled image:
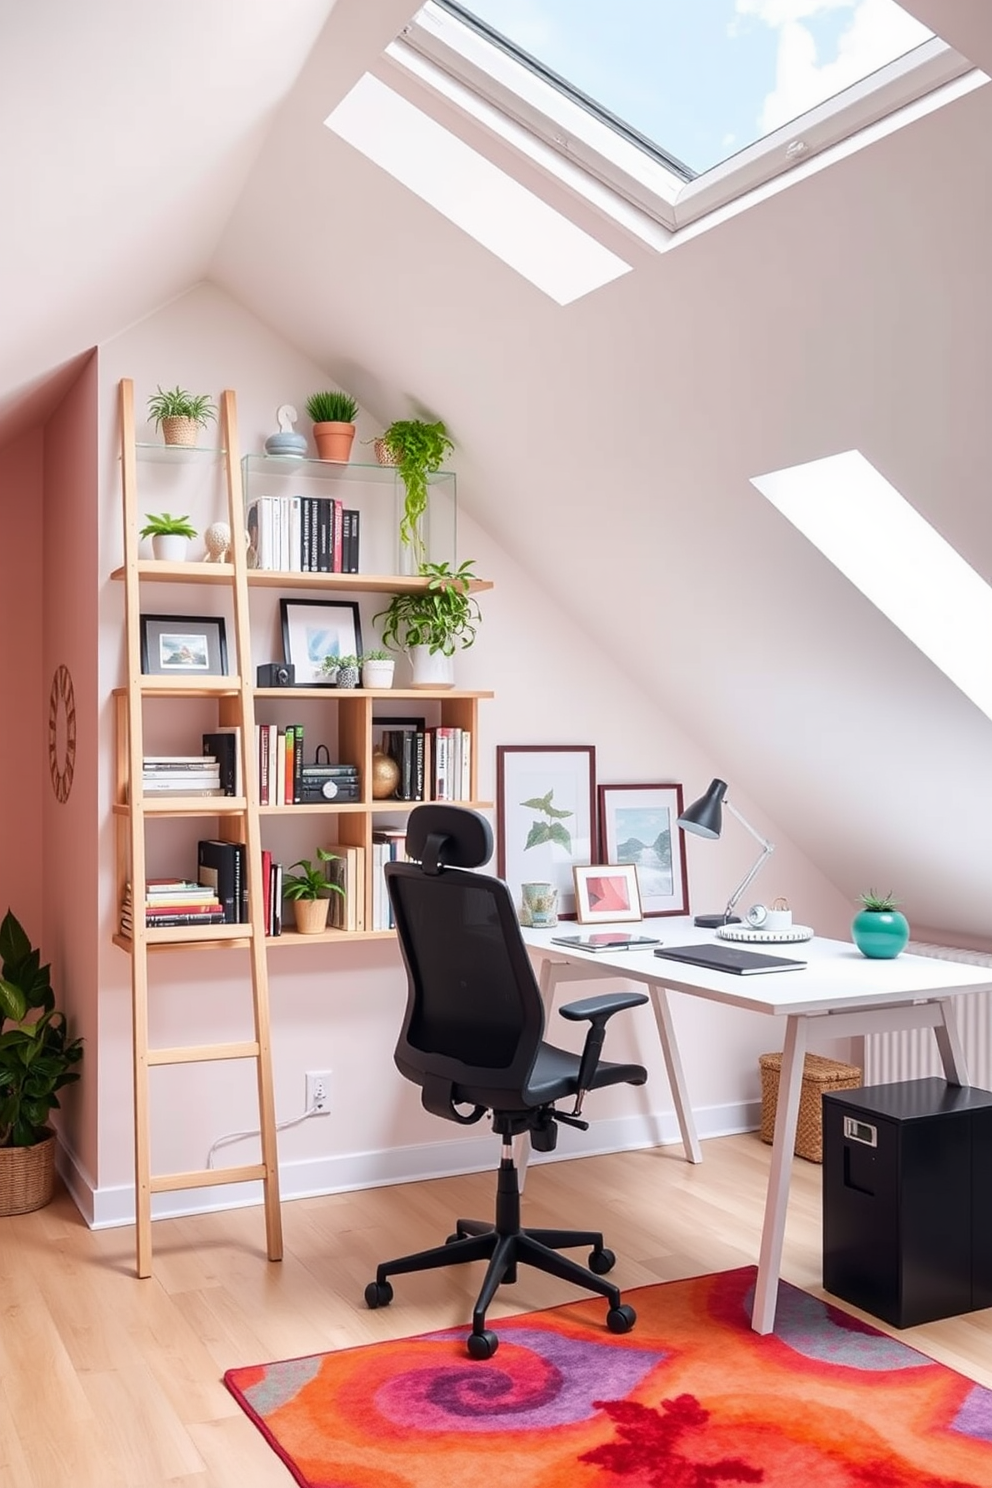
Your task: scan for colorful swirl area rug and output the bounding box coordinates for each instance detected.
[224,1266,992,1488]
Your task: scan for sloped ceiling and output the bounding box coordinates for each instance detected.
[3,0,990,938]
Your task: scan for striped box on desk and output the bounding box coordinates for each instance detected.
[758,1051,862,1163]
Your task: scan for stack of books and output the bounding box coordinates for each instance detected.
[142,755,223,798]
[322,845,366,932]
[248,496,360,573]
[260,850,283,937]
[197,840,248,923]
[372,827,408,930]
[121,880,225,934]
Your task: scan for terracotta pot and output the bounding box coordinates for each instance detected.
[313,421,356,462]
[293,898,331,935]
[161,416,200,447]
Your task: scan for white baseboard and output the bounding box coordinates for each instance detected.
[75,1100,761,1230]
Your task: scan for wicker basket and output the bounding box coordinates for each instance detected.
[0,1129,57,1215]
[758,1052,861,1163]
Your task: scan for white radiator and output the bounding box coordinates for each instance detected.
[863,941,992,1089]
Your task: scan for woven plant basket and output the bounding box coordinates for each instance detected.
[758,1052,861,1163]
[161,415,200,447]
[0,1129,57,1215]
[373,437,399,466]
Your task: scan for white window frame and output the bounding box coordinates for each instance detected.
[397,1,973,233]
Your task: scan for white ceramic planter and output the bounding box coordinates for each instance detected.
[151,533,189,562]
[409,645,454,689]
[361,659,395,689]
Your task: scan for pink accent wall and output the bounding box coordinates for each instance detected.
[42,350,100,1184]
[0,428,44,928]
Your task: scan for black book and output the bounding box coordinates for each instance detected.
[197,840,239,923]
[317,499,331,573]
[202,731,238,796]
[235,841,248,922]
[653,943,807,976]
[347,509,360,573]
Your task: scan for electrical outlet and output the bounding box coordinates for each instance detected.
[306,1070,332,1114]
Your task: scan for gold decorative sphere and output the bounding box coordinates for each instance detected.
[371,748,401,799]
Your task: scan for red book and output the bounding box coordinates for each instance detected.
[262,849,272,934]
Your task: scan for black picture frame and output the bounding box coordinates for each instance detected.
[280,599,363,686]
[140,614,228,677]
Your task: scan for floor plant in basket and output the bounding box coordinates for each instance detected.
[0,909,83,1214]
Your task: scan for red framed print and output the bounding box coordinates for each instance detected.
[573,863,642,924]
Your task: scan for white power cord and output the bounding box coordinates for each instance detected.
[206,1101,327,1169]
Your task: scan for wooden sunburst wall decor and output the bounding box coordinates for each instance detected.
[48,663,76,803]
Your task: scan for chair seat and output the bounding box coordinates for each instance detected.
[450,1041,647,1110]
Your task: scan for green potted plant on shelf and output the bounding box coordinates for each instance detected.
[373,559,481,688]
[282,849,345,935]
[146,386,217,448]
[375,419,454,568]
[360,648,395,690]
[306,389,359,462]
[332,655,361,689]
[851,889,909,960]
[139,511,198,562]
[0,908,84,1215]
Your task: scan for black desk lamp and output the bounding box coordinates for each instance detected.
[678,778,775,928]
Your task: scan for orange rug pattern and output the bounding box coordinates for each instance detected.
[224,1266,992,1487]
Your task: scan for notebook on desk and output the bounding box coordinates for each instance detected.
[653,943,807,976]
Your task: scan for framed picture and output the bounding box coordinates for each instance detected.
[573,863,642,924]
[497,745,596,920]
[280,599,363,685]
[597,782,689,917]
[140,614,228,677]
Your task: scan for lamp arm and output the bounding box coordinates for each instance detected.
[722,801,775,918]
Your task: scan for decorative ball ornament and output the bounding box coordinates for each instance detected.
[48,664,76,803]
[371,748,401,800]
[203,521,232,562]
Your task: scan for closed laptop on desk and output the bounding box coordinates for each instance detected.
[654,944,806,975]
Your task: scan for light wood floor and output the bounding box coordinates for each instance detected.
[4,1133,992,1487]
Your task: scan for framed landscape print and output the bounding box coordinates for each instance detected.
[140,614,228,677]
[597,782,689,917]
[497,745,596,921]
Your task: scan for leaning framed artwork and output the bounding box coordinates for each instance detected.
[497,745,596,921]
[280,599,363,685]
[140,614,228,677]
[573,863,642,924]
[597,782,689,917]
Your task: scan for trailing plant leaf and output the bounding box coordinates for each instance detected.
[373,560,482,657]
[380,419,454,561]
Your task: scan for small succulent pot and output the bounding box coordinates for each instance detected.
[151,533,190,561]
[335,660,360,689]
[851,907,910,959]
[361,657,395,689]
[318,662,340,687]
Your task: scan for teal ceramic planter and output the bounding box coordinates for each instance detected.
[851,909,909,959]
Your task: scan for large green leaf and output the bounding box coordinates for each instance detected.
[0,977,25,1022]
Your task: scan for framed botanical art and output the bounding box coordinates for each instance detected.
[140,614,228,677]
[497,745,596,920]
[573,863,642,924]
[280,598,363,685]
[597,782,689,917]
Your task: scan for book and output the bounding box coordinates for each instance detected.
[344,508,360,572]
[551,933,662,952]
[203,729,242,796]
[653,944,807,976]
[197,839,240,923]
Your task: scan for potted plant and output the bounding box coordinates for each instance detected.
[306,390,359,462]
[376,419,454,568]
[851,889,909,959]
[0,909,83,1214]
[146,386,217,448]
[374,559,481,688]
[139,511,198,561]
[361,648,395,689]
[318,656,341,687]
[333,655,361,689]
[282,849,345,934]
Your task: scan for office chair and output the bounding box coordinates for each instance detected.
[364,804,649,1359]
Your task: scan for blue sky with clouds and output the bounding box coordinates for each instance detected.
[455,0,933,173]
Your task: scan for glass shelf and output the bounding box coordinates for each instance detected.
[134,442,226,464]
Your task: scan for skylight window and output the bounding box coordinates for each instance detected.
[325,73,631,305]
[751,450,992,723]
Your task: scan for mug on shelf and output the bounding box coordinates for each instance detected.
[519,882,559,928]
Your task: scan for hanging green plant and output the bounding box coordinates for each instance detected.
[378,419,454,565]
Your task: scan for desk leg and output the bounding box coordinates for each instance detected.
[934,999,970,1086]
[752,1013,808,1334]
[648,981,702,1164]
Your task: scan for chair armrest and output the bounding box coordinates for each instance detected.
[559,991,648,1107]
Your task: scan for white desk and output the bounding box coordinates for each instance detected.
[522,919,992,1334]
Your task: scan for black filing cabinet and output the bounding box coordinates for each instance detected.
[822,1078,992,1328]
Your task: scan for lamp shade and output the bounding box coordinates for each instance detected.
[677,778,727,840]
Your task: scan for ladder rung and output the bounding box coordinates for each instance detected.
[147,1041,261,1066]
[150,1163,267,1194]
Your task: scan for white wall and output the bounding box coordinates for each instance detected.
[85,282,851,1227]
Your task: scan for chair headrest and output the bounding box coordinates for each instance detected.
[405,805,493,874]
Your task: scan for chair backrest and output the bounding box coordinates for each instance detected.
[385,806,547,1115]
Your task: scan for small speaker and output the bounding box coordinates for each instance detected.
[257,662,295,687]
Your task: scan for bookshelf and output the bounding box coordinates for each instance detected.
[113,378,494,1270]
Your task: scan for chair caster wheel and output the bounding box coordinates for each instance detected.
[467,1329,499,1360]
[589,1246,615,1274]
[364,1280,393,1309]
[607,1303,636,1334]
